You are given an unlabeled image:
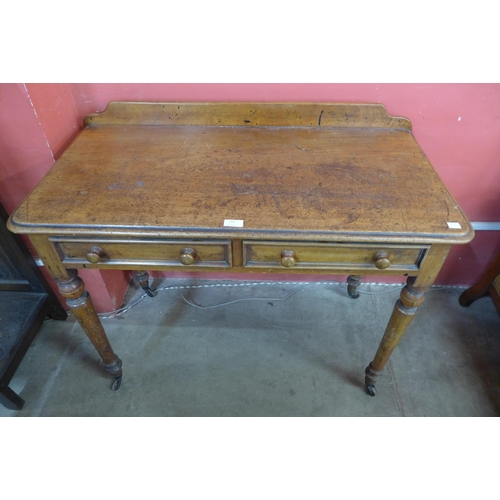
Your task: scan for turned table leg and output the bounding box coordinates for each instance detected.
[347,275,362,299]
[365,278,428,396]
[57,269,123,390]
[134,270,157,297]
[364,244,451,396]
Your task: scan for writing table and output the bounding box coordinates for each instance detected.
[7,102,474,396]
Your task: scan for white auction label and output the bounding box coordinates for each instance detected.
[223,219,244,227]
[447,222,462,229]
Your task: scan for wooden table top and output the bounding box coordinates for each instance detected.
[9,102,473,245]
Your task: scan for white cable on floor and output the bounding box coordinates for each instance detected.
[91,281,460,319]
[179,289,298,309]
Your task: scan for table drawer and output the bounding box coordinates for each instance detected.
[242,241,428,271]
[50,237,232,268]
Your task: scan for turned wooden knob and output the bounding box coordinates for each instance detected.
[374,251,391,269]
[280,250,296,267]
[180,248,196,265]
[86,246,105,263]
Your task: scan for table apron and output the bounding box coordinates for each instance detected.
[45,236,430,276]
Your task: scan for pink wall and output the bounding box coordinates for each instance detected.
[1,83,499,311]
[0,84,129,312]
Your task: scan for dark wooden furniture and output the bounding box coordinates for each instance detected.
[459,249,500,316]
[7,102,474,397]
[0,203,67,410]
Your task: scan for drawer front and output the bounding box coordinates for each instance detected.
[243,241,427,271]
[51,238,232,268]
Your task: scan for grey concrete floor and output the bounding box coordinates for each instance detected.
[2,278,500,417]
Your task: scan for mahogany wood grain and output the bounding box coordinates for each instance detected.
[51,237,232,268]
[365,244,452,394]
[6,102,474,396]
[57,270,122,383]
[9,116,471,245]
[84,102,413,129]
[243,241,427,271]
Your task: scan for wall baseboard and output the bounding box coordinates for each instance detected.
[471,222,500,230]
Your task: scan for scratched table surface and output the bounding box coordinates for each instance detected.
[10,123,471,244]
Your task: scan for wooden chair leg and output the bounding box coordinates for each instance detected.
[459,250,500,307]
[0,385,25,410]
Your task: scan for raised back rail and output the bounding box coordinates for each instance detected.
[84,102,412,130]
